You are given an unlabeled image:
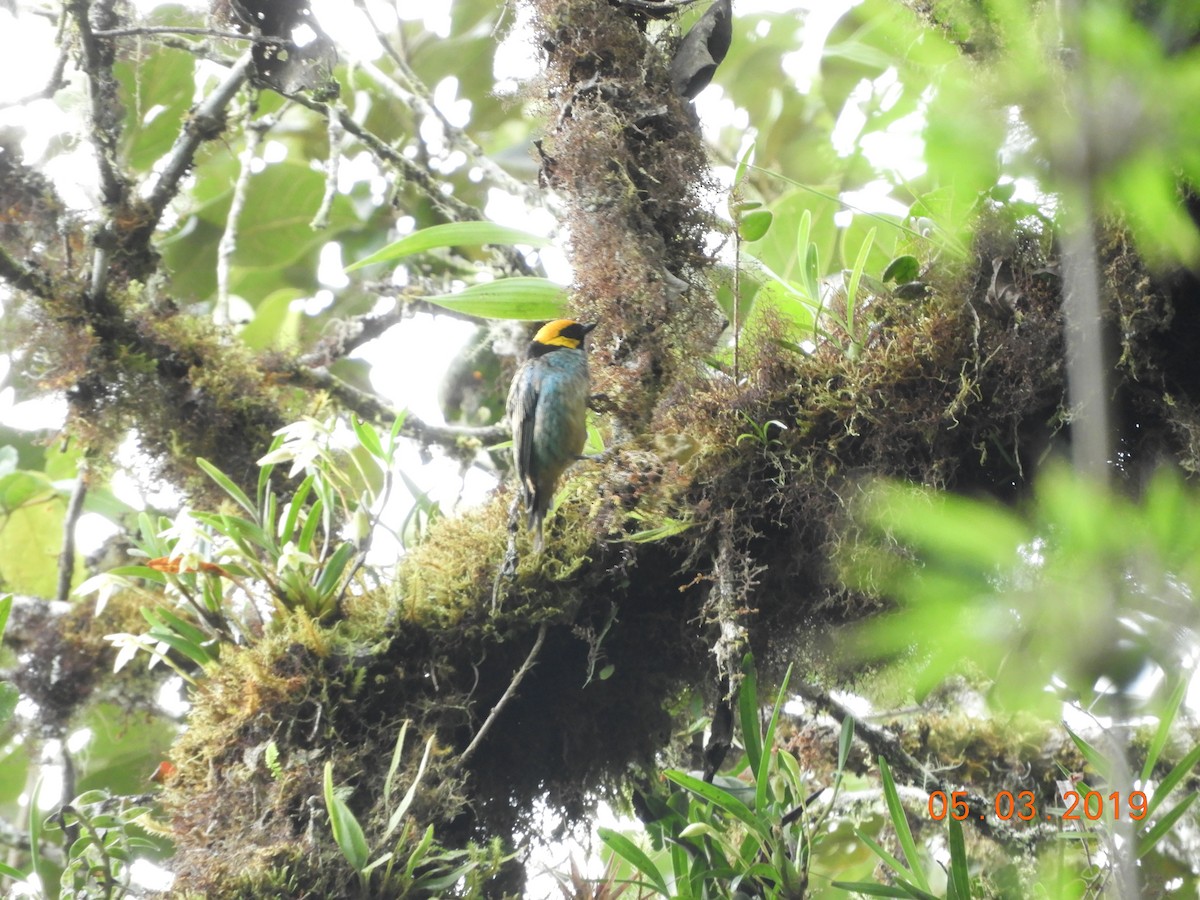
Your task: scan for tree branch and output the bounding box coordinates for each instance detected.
[56,470,89,605]
[0,244,52,299]
[793,680,1057,852]
[282,364,508,448]
[146,52,254,225]
[457,623,548,769]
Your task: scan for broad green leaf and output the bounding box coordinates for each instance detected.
[423,277,568,321]
[0,683,17,727]
[239,289,307,351]
[345,221,551,271]
[0,491,66,596]
[883,255,920,283]
[0,471,54,512]
[116,42,196,171]
[739,210,774,242]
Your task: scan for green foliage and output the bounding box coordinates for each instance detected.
[600,656,860,898]
[41,790,159,900]
[419,276,568,321]
[80,414,408,675]
[843,465,1200,714]
[323,727,506,897]
[345,221,551,271]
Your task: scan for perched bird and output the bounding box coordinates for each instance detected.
[507,319,597,552]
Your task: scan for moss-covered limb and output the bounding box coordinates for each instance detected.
[529,0,724,428]
[52,284,297,504]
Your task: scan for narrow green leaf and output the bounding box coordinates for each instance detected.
[755,663,793,810]
[0,860,26,879]
[830,881,912,898]
[385,736,434,841]
[383,720,410,811]
[947,817,970,900]
[144,626,216,667]
[879,757,931,891]
[1138,792,1197,857]
[854,827,916,883]
[280,475,315,544]
[1065,726,1112,782]
[598,827,670,896]
[0,594,11,639]
[294,496,324,555]
[345,221,550,271]
[315,541,357,598]
[837,716,854,773]
[196,457,257,517]
[144,605,209,646]
[1146,742,1200,820]
[665,770,771,842]
[739,653,763,775]
[733,141,755,188]
[258,433,284,511]
[323,762,369,873]
[1143,677,1189,782]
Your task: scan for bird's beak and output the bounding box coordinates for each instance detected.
[581,322,598,335]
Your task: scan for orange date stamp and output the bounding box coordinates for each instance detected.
[926,789,1148,823]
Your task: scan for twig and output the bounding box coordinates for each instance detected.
[276,90,536,277]
[146,52,254,224]
[217,102,265,323]
[68,0,130,308]
[67,0,127,207]
[283,364,509,448]
[56,469,88,604]
[91,25,284,42]
[457,623,548,768]
[0,42,70,110]
[358,57,545,211]
[310,112,344,230]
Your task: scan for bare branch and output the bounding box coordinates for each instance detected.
[67,0,128,207]
[56,468,89,605]
[0,42,70,110]
[283,363,508,448]
[217,104,266,323]
[146,52,254,224]
[277,91,537,277]
[457,623,548,769]
[310,112,344,231]
[91,25,282,42]
[358,57,546,212]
